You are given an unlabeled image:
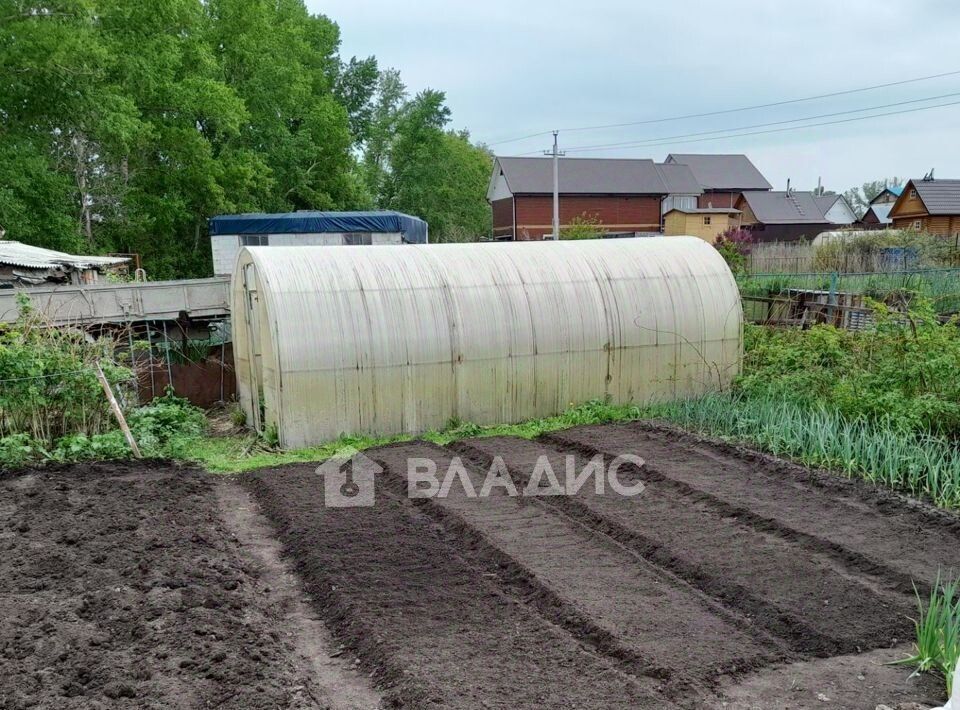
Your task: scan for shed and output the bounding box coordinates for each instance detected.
[0,241,130,286]
[663,208,741,242]
[231,238,743,448]
[209,210,428,276]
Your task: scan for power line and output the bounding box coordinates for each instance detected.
[561,98,960,153]
[486,68,960,147]
[561,91,960,153]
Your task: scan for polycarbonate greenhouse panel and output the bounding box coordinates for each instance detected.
[231,238,743,449]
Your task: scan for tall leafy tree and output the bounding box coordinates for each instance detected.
[844,177,904,218]
[380,90,492,241]
[0,0,492,273]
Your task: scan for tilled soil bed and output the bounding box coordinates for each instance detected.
[2,421,956,709]
[245,424,955,709]
[0,460,360,709]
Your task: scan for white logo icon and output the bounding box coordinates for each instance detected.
[319,447,381,507]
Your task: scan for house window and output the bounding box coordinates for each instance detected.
[703,216,712,226]
[240,234,268,246]
[909,189,917,199]
[343,233,373,246]
[913,220,923,231]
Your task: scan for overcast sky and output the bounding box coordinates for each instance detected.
[307,0,960,192]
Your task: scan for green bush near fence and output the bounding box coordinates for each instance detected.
[0,296,130,445]
[738,300,960,437]
[0,297,207,470]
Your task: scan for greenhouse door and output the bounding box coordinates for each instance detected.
[242,263,266,434]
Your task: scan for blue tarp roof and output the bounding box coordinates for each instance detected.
[209,211,428,243]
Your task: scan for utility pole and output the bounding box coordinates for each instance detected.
[543,131,564,240]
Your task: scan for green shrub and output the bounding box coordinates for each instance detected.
[738,300,960,436]
[0,391,207,468]
[0,296,130,444]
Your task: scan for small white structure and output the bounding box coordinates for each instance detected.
[231,238,743,448]
[814,194,858,225]
[209,211,428,276]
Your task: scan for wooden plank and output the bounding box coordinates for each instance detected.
[95,361,143,458]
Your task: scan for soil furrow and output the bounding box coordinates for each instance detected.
[370,441,785,688]
[243,463,672,709]
[453,435,915,659]
[544,423,960,593]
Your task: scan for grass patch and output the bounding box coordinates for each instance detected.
[647,393,960,509]
[174,400,647,474]
[894,573,960,698]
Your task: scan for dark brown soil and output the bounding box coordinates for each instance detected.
[452,435,916,657]
[0,460,331,709]
[242,423,956,708]
[243,463,670,709]
[4,420,956,709]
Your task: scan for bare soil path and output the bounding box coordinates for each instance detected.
[214,480,383,710]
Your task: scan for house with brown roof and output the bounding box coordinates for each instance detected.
[487,157,701,240]
[735,190,833,242]
[888,177,960,236]
[664,154,772,209]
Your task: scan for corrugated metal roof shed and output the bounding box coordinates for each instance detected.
[0,241,129,270]
[208,211,428,243]
[495,157,701,195]
[231,238,742,448]
[739,191,830,224]
[911,179,960,214]
[665,154,772,191]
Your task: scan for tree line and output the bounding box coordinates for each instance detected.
[0,0,493,277]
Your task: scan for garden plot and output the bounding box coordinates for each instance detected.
[1,423,956,709]
[243,426,956,709]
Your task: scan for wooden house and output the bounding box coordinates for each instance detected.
[888,178,960,236]
[663,208,741,242]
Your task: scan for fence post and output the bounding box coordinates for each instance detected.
[827,272,838,324]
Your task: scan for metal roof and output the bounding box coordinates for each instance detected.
[494,157,701,195]
[866,203,894,224]
[208,211,428,242]
[909,179,960,215]
[813,194,840,212]
[665,207,741,215]
[665,154,772,191]
[739,191,831,225]
[0,241,130,270]
[654,163,703,194]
